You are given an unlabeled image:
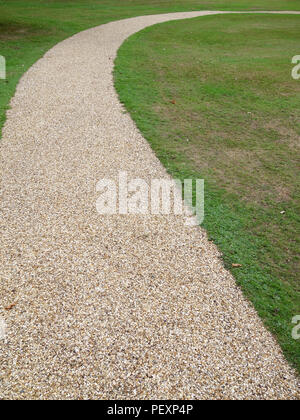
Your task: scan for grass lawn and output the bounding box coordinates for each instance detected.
[114,13,300,373]
[1,0,300,135]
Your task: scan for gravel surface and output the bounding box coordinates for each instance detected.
[0,11,299,400]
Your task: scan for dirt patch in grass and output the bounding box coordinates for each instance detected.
[264,120,300,150]
[0,21,52,40]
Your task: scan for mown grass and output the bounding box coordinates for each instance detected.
[1,0,300,136]
[114,13,300,373]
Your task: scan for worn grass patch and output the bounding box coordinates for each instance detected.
[0,21,52,40]
[114,13,300,373]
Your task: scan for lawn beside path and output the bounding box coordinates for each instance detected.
[114,13,300,373]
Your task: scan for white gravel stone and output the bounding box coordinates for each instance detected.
[0,11,299,400]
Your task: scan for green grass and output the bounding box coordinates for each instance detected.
[1,0,300,136]
[114,13,300,373]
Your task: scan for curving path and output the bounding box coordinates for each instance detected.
[0,11,299,400]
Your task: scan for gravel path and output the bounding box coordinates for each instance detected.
[0,11,299,400]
